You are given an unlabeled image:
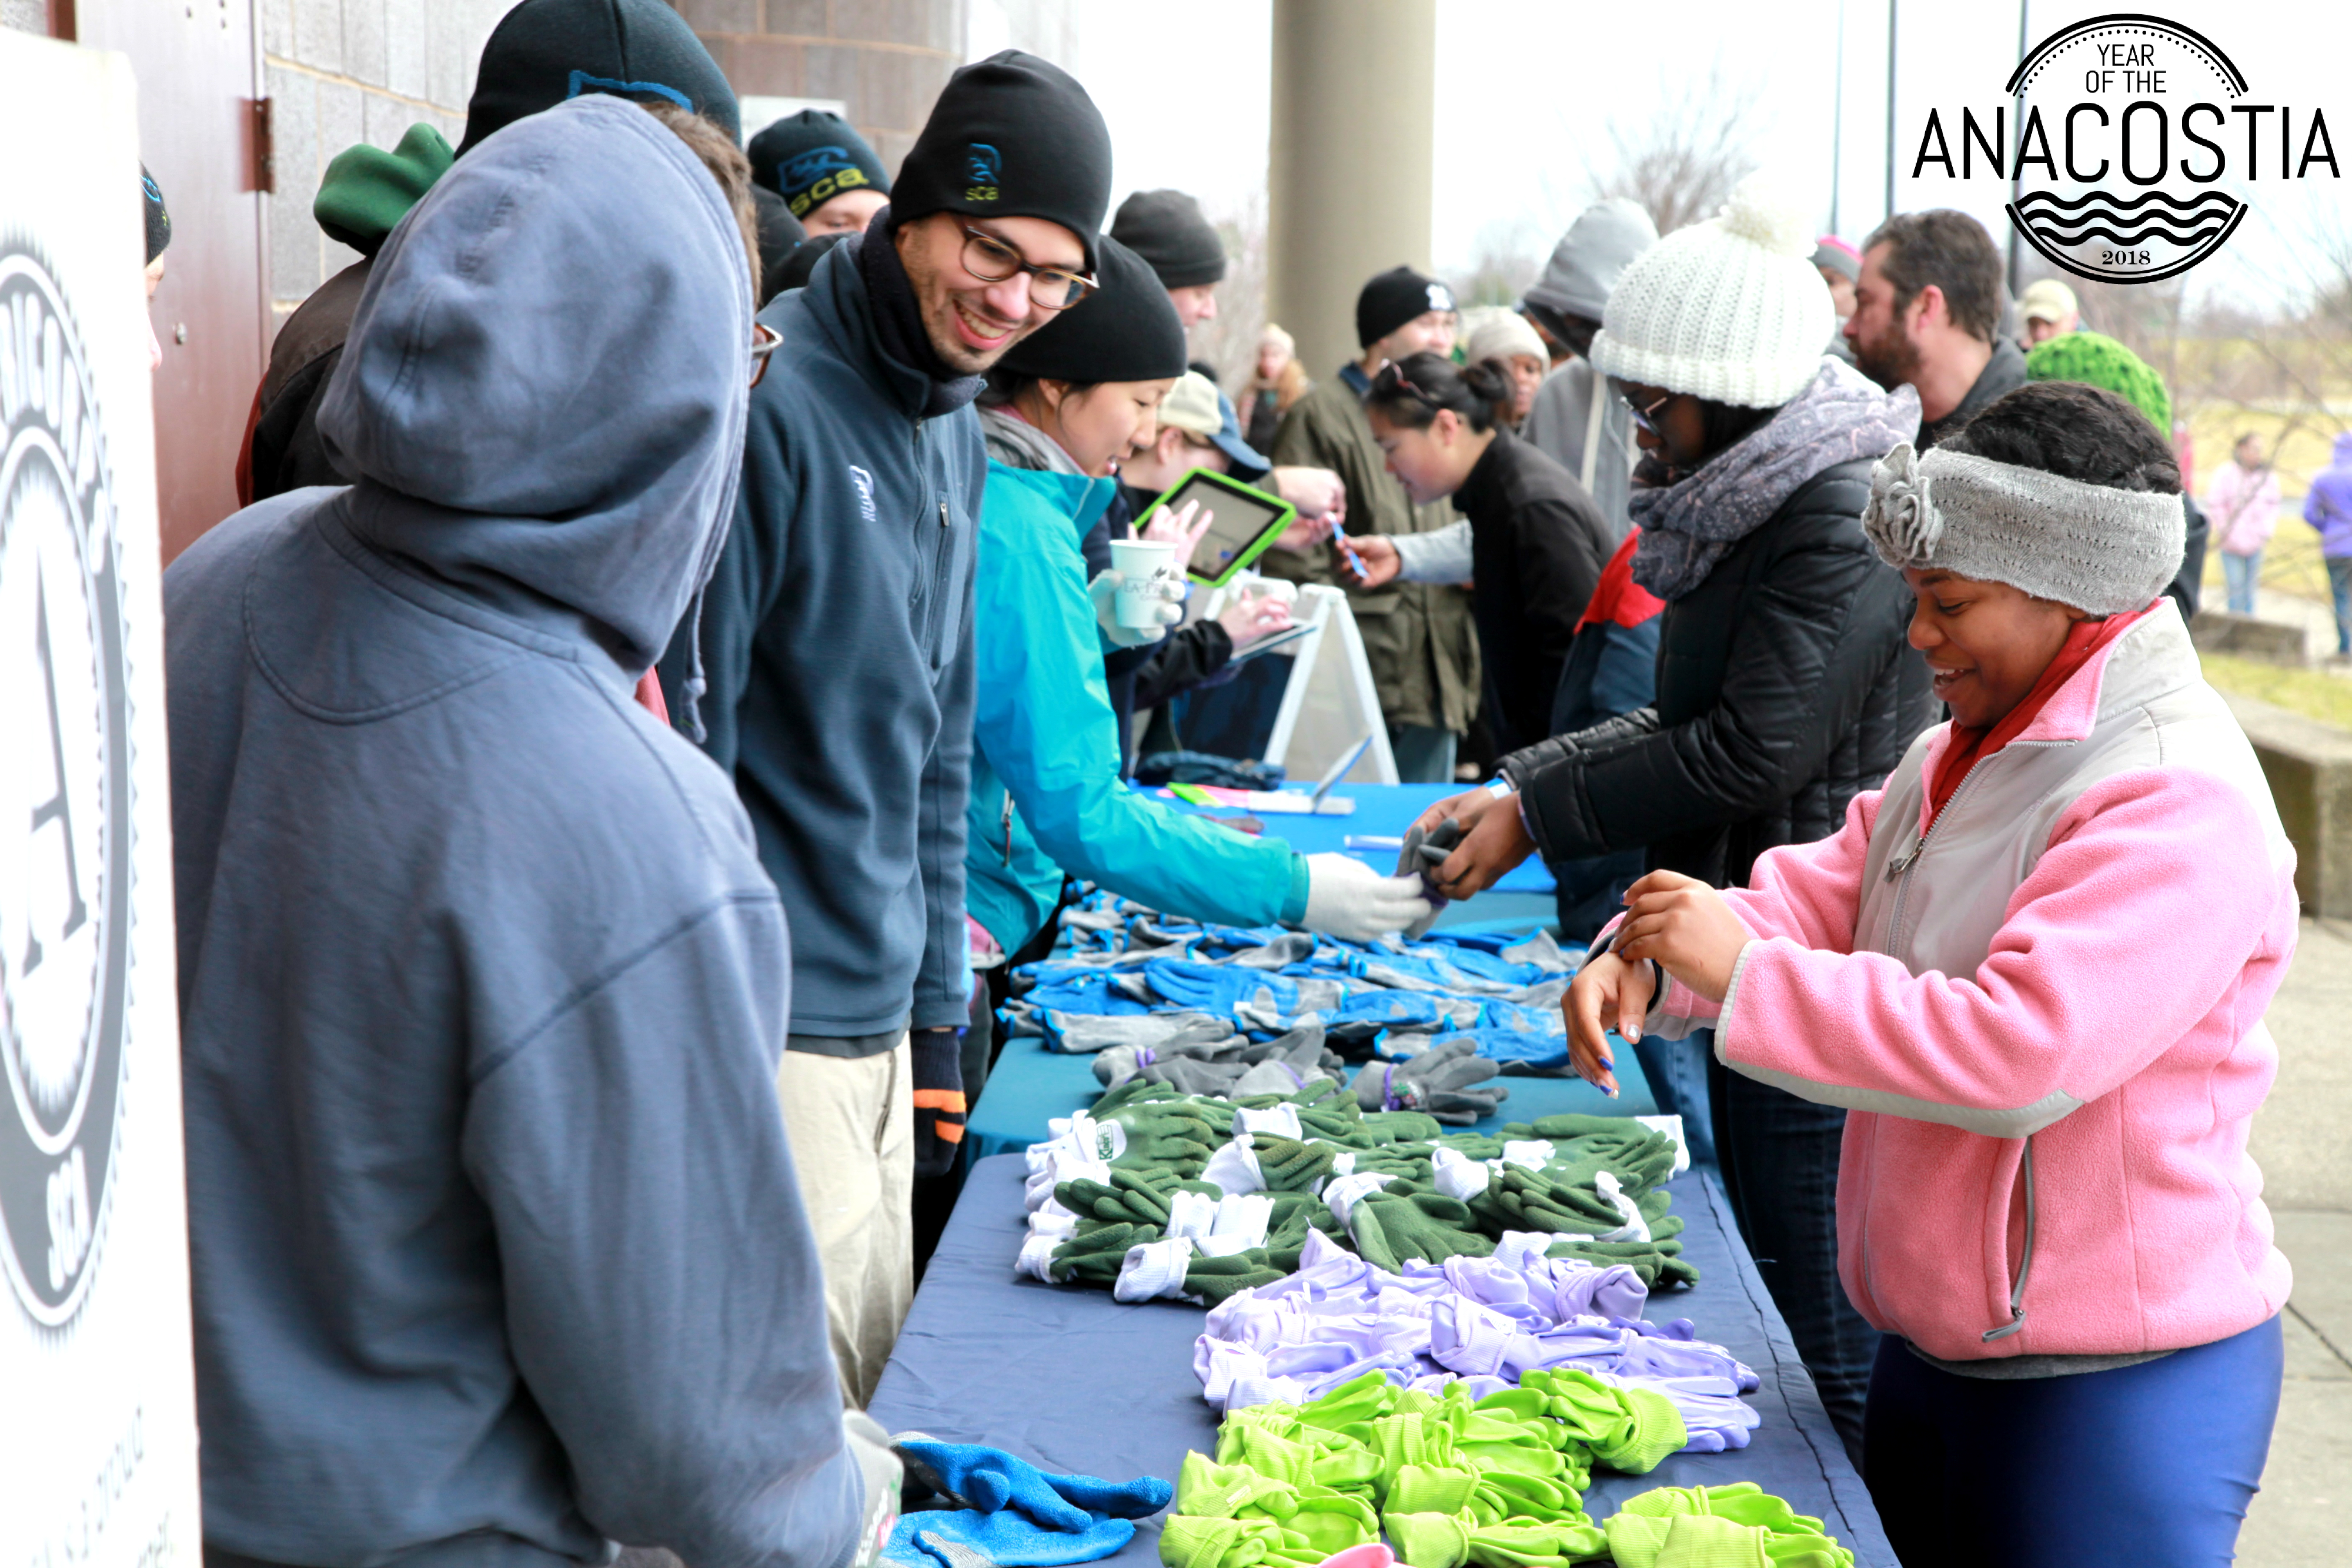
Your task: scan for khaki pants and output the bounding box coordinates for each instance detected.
[775,1038,914,1409]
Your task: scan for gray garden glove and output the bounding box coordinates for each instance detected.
[1352,1037,1507,1125]
[1394,817,1465,940]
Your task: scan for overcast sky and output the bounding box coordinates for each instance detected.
[1044,0,2343,309]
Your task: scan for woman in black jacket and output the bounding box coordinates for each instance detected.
[1344,353,1612,753]
[1416,175,1932,1462]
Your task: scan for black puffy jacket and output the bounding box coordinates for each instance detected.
[1498,456,1934,889]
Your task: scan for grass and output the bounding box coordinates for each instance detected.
[2200,653,2352,732]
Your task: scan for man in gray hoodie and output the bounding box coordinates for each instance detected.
[1519,198,1659,546]
[165,96,888,1568]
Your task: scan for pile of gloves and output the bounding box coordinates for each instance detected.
[1018,1078,1699,1309]
[1196,1230,1760,1454]
[1000,891,1586,1078]
[1158,1366,1686,1568]
[884,1439,1172,1568]
[1602,1484,1855,1568]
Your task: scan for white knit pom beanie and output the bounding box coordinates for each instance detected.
[1589,172,1833,409]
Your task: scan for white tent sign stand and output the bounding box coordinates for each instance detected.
[2,30,205,1567]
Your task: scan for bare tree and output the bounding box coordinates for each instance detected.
[1451,215,1548,308]
[1585,65,1768,237]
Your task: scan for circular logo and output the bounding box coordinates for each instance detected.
[0,241,132,1328]
[2006,16,2250,283]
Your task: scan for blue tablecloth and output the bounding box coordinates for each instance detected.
[871,1155,1895,1567]
[965,1034,1657,1165]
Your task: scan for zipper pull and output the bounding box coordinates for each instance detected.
[1885,836,1925,881]
[940,500,951,529]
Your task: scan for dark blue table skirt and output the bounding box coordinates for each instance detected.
[870,1155,1895,1567]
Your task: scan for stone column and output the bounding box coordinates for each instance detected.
[1267,0,1436,380]
[680,0,967,174]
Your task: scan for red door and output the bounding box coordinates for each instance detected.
[76,0,270,564]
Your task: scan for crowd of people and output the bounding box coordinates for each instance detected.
[138,1,2318,1565]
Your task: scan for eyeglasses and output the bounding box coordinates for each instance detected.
[960,225,1097,311]
[1623,387,1678,436]
[749,322,782,389]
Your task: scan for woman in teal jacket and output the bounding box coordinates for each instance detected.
[964,236,1431,956]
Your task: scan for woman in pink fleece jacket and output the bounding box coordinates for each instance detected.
[1571,382,2293,1567]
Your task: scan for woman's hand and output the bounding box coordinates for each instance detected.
[1407,787,1535,900]
[1141,499,1216,577]
[1217,588,1293,646]
[1563,950,1655,1094]
[1612,870,1751,1002]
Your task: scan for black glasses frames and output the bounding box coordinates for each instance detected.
[959,225,1098,312]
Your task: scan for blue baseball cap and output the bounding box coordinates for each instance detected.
[1161,372,1269,481]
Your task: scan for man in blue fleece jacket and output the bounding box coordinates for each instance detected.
[165,98,891,1567]
[659,50,1116,1405]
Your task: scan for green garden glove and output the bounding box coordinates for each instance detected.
[1297,1372,1396,1444]
[1100,1101,1225,1172]
[1178,1452,1299,1522]
[1358,1109,1446,1145]
[1050,1222,1157,1286]
[1158,1513,1291,1568]
[1281,1486,1381,1556]
[1251,1135,1339,1193]
[1385,1512,1474,1568]
[1186,1249,1287,1305]
[1385,1461,1478,1517]
[1349,1189,1498,1272]
[1464,1517,1609,1568]
[1609,1513,1770,1568]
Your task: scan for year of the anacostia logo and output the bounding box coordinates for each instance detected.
[1,239,133,1329]
[1908,13,2339,284]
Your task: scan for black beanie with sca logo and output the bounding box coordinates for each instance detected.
[888,49,1112,272]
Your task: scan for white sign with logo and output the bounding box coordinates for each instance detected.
[1,30,204,1567]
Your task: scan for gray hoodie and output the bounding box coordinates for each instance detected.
[163,96,861,1568]
[1522,198,1659,545]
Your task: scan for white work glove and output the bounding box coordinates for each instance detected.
[843,1410,903,1568]
[1089,567,1181,648]
[1300,852,1437,943]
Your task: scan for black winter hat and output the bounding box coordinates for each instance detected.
[774,231,851,296]
[1356,265,1455,349]
[749,109,890,220]
[890,49,1111,271]
[457,0,739,156]
[997,235,1186,385]
[141,164,172,264]
[1111,189,1225,290]
[751,186,805,306]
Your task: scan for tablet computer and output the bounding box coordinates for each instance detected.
[1132,467,1299,587]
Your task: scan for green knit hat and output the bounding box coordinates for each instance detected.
[2024,330,2173,435]
[315,123,455,256]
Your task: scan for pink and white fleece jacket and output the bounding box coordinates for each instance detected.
[1639,601,2297,1363]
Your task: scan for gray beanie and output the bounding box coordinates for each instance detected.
[1862,442,2186,615]
[1523,197,1658,324]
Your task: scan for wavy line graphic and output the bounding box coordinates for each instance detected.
[2023,223,2230,246]
[2014,188,2239,215]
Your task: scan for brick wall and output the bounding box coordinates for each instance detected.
[677,0,965,175]
[260,0,506,322]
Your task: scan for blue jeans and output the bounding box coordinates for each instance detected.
[1387,724,1458,784]
[2221,549,2261,615]
[1865,1315,2282,1566]
[1629,1029,1716,1167]
[2329,555,2352,654]
[1709,1057,1877,1465]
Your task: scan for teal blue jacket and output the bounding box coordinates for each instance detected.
[964,461,1309,951]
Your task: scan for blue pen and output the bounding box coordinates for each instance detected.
[1336,533,1368,580]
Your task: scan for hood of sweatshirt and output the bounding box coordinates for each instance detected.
[1523,198,1659,325]
[316,95,750,675]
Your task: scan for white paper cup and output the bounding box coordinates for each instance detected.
[1110,538,1178,629]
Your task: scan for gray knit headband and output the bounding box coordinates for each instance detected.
[1862,442,2185,616]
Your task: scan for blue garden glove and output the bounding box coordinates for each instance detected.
[895,1440,1174,1531]
[883,1506,1138,1568]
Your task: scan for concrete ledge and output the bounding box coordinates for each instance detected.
[2222,691,2352,917]
[2193,609,2310,666]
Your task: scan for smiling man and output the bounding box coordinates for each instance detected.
[659,49,1112,1408]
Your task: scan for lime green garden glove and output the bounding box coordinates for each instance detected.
[1518,1369,1686,1475]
